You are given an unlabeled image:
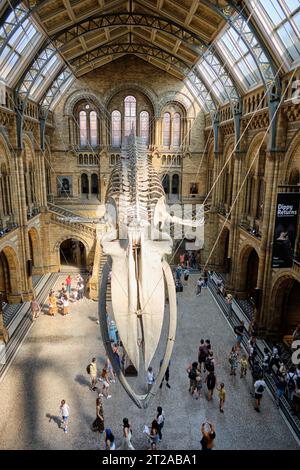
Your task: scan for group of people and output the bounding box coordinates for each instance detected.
[178,251,198,269]
[85,354,167,450]
[48,274,85,317]
[187,339,225,415]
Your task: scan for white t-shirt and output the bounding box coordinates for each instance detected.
[147,371,155,384]
[254,379,266,394]
[61,403,70,418]
[157,412,165,426]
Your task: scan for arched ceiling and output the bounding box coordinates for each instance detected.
[2,0,298,117]
[32,0,226,79]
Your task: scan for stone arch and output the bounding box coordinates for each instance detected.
[28,226,43,273]
[269,271,300,335]
[52,234,92,271]
[157,91,195,118]
[244,131,267,174]
[283,130,300,182]
[64,89,105,116]
[104,82,158,115]
[236,242,260,297]
[0,244,21,299]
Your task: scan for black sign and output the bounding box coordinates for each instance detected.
[272,192,300,268]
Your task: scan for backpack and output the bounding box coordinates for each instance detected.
[256,383,264,393]
[252,362,262,380]
[86,364,91,374]
[288,374,296,390]
[188,368,197,380]
[205,358,214,372]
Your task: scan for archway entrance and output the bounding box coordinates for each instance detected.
[0,250,11,300]
[246,249,259,298]
[81,174,89,196]
[91,173,99,195]
[0,246,19,300]
[59,239,86,270]
[274,278,300,336]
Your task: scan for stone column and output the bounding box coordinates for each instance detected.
[227,152,243,291]
[256,150,284,331]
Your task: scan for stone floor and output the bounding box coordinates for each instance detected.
[0,274,298,450]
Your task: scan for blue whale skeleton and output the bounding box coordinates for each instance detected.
[99,132,204,408]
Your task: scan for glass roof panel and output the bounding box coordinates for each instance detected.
[0,11,41,85]
[216,25,262,90]
[249,0,300,66]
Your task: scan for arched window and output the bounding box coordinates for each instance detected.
[163,112,171,147]
[81,173,89,194]
[172,112,181,147]
[91,174,99,194]
[140,111,149,145]
[89,111,98,147]
[79,110,87,147]
[172,174,179,195]
[112,110,121,147]
[162,174,170,194]
[124,96,136,137]
[78,104,99,148]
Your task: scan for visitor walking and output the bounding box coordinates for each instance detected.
[200,422,216,451]
[30,298,41,322]
[229,346,238,376]
[175,264,182,282]
[59,399,70,434]
[205,370,216,401]
[187,362,199,394]
[99,367,112,399]
[62,295,69,316]
[225,293,233,317]
[196,278,204,296]
[198,339,208,373]
[104,428,116,450]
[119,418,134,450]
[275,373,287,407]
[78,282,84,300]
[262,347,271,373]
[48,293,57,317]
[159,359,171,389]
[240,354,248,378]
[217,382,226,413]
[193,375,203,400]
[92,396,104,433]
[183,268,190,285]
[65,275,72,295]
[147,366,155,392]
[87,357,98,391]
[204,350,215,372]
[286,366,297,401]
[147,420,160,450]
[105,355,116,383]
[254,374,266,412]
[156,406,165,441]
[269,343,281,370]
[203,271,209,287]
[234,320,245,350]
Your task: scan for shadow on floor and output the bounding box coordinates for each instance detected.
[88,316,98,323]
[46,413,61,428]
[75,374,91,388]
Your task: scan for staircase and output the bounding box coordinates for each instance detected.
[99,254,111,302]
[49,208,96,239]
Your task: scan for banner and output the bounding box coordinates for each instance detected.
[272,192,300,268]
